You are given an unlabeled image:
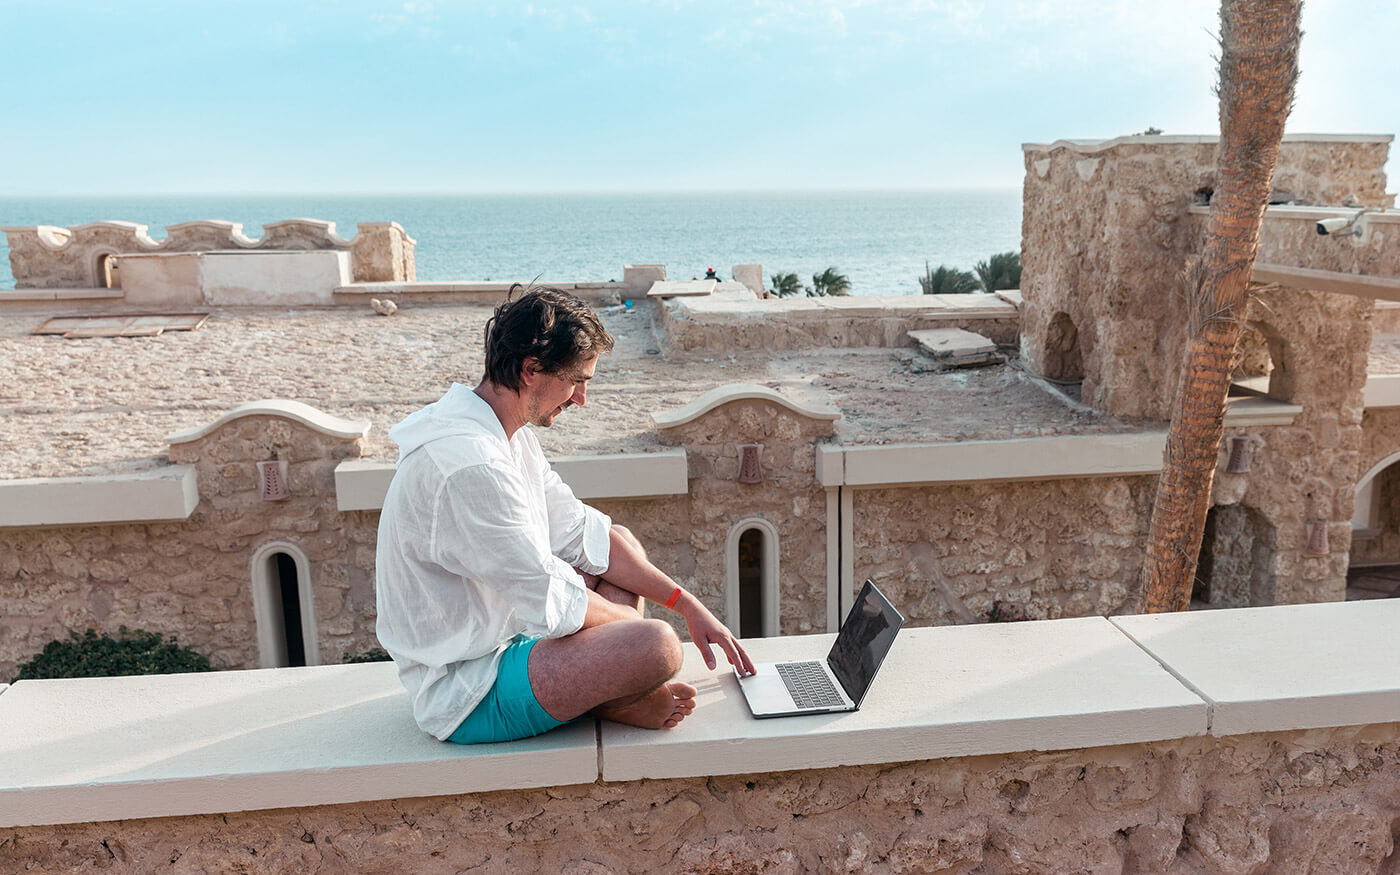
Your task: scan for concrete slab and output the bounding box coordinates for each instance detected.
[1110,600,1400,737]
[647,279,717,298]
[0,465,199,528]
[0,662,598,827]
[908,328,997,359]
[600,617,1206,781]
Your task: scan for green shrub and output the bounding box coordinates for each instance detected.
[983,600,1037,623]
[920,261,980,294]
[974,251,1022,293]
[13,627,213,682]
[342,647,392,664]
[809,266,851,297]
[768,271,804,298]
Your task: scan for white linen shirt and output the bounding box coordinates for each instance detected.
[375,384,612,739]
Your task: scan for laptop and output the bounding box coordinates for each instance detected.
[735,579,904,718]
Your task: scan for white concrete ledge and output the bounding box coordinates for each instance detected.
[818,431,1168,487]
[334,448,689,511]
[1110,600,1400,737]
[0,663,597,828]
[1251,263,1400,301]
[0,288,125,302]
[0,466,198,528]
[166,399,370,445]
[1364,374,1400,408]
[653,384,841,430]
[6,601,1400,827]
[551,449,689,499]
[601,618,1207,781]
[1222,396,1304,426]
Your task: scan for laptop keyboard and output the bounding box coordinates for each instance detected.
[776,661,847,709]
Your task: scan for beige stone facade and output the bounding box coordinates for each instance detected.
[852,476,1156,622]
[6,724,1400,872]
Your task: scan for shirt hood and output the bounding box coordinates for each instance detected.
[389,384,508,462]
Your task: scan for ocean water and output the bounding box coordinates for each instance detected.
[0,191,1021,296]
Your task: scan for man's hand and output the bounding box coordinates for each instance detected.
[678,594,756,676]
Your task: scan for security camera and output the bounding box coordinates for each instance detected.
[1316,217,1352,235]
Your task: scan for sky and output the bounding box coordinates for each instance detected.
[0,0,1396,195]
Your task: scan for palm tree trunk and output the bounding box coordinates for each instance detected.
[1140,0,1303,613]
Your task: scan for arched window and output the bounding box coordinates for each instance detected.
[250,541,319,668]
[95,253,121,289]
[725,518,779,638]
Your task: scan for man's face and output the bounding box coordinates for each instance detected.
[527,353,597,427]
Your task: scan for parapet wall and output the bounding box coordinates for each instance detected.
[8,725,1399,872]
[1,219,416,289]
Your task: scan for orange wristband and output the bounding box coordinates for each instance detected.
[664,587,682,610]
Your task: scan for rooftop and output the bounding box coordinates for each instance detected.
[0,299,1130,480]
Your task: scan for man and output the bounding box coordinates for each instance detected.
[376,287,754,744]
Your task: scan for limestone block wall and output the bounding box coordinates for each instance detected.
[659,294,1019,357]
[1019,135,1392,422]
[7,724,1400,872]
[0,416,382,680]
[1350,408,1400,565]
[851,476,1156,623]
[650,398,837,635]
[2,219,416,289]
[1205,289,1373,604]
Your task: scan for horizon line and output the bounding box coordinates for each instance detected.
[0,185,1024,199]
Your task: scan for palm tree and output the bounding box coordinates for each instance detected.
[768,272,804,298]
[809,267,851,297]
[974,251,1022,293]
[920,262,980,294]
[1141,0,1302,613]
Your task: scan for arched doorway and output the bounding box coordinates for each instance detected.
[250,541,319,667]
[1193,504,1276,608]
[725,518,779,638]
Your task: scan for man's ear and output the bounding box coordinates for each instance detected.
[520,356,543,386]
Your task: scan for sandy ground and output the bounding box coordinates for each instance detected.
[4,299,1138,479]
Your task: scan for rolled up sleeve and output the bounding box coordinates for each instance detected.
[543,467,612,575]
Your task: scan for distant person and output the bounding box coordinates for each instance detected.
[704,266,720,281]
[376,286,754,744]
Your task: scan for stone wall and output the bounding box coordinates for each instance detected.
[851,476,1156,623]
[0,415,382,680]
[650,398,837,635]
[1350,408,1400,566]
[1203,288,1373,604]
[6,724,1400,872]
[3,219,416,289]
[659,293,1019,357]
[570,393,845,642]
[1019,135,1392,423]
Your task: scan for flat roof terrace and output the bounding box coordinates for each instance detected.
[0,300,1135,480]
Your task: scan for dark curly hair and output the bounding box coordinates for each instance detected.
[483,285,615,393]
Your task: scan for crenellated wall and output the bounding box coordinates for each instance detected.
[1,219,416,289]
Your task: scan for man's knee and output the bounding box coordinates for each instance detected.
[612,524,645,556]
[636,618,683,677]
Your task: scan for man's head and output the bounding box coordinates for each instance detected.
[482,286,615,425]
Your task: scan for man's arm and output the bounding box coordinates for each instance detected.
[597,525,756,676]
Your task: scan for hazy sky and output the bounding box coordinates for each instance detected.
[1,0,1395,194]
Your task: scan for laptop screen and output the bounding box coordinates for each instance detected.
[826,580,905,706]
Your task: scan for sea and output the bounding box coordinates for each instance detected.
[0,190,1022,296]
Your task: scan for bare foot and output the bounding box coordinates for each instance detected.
[596,681,697,729]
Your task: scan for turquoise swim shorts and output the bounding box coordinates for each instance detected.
[448,636,569,744]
